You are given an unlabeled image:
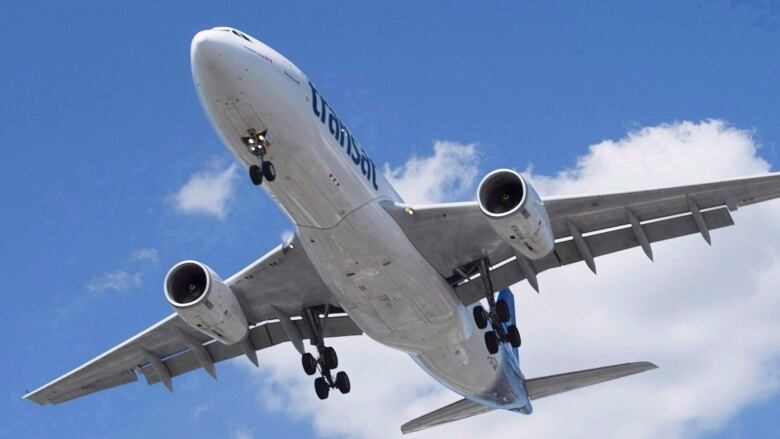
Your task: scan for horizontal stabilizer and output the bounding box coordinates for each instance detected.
[526,361,658,400]
[400,361,657,434]
[401,398,490,434]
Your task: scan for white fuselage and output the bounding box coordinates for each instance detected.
[191,28,528,410]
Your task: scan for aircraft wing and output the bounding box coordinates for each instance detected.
[24,235,362,405]
[384,172,780,305]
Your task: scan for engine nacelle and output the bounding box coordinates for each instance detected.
[164,260,248,345]
[477,169,554,260]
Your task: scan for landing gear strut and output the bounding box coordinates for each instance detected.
[473,258,522,354]
[300,307,350,399]
[242,129,276,185]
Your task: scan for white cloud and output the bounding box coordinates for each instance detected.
[230,424,254,439]
[192,403,209,422]
[385,141,479,204]
[171,162,239,220]
[86,270,142,293]
[131,247,159,264]
[527,120,763,196]
[240,120,780,439]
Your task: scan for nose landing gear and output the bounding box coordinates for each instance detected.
[248,162,276,186]
[300,308,351,400]
[473,258,522,354]
[242,129,276,186]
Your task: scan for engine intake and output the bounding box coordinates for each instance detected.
[478,169,527,216]
[164,260,248,345]
[477,169,554,260]
[167,262,209,305]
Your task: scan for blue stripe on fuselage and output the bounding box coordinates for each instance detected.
[498,288,519,363]
[498,288,532,414]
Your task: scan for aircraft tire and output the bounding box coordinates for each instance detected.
[249,165,263,185]
[473,306,488,329]
[495,299,511,323]
[302,353,318,376]
[335,371,351,394]
[314,377,330,400]
[484,331,499,355]
[507,325,522,348]
[262,161,276,182]
[323,346,338,370]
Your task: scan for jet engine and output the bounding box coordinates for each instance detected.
[477,169,554,260]
[164,260,248,345]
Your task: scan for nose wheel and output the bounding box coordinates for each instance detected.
[473,258,522,354]
[242,129,276,185]
[248,162,276,186]
[300,308,351,400]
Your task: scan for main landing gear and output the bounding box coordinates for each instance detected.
[242,129,276,186]
[300,308,350,400]
[473,258,522,355]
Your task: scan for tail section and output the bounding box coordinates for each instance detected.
[400,361,657,434]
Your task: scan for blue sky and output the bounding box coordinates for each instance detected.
[2,1,780,438]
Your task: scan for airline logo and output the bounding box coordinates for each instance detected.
[309,82,379,190]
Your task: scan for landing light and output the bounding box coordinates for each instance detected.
[404,207,415,215]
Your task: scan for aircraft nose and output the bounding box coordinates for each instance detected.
[190,29,248,102]
[191,29,227,71]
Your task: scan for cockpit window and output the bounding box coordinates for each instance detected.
[231,29,252,42]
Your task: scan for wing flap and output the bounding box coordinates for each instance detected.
[544,172,780,238]
[454,206,734,305]
[400,398,491,434]
[143,315,361,385]
[526,361,658,400]
[557,206,734,265]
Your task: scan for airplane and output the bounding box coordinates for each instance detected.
[23,27,780,434]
